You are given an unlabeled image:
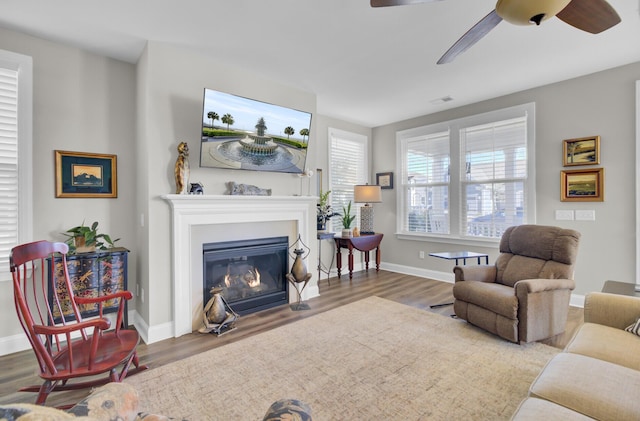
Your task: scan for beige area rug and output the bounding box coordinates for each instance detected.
[125,297,559,420]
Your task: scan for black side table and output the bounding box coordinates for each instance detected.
[429,251,489,266]
[428,250,489,308]
[601,280,640,297]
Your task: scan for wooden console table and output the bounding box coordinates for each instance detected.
[335,233,383,279]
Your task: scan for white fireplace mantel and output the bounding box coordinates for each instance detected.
[162,194,318,337]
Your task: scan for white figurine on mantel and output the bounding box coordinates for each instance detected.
[174,141,190,194]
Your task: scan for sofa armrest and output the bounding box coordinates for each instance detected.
[453,265,496,283]
[514,278,575,294]
[584,292,640,329]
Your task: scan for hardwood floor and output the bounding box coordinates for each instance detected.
[0,270,584,408]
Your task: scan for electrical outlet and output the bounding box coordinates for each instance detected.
[419,251,425,259]
[136,284,140,297]
[575,210,595,221]
[555,210,574,220]
[141,287,145,303]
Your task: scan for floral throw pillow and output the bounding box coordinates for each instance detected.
[262,399,313,421]
[67,382,139,420]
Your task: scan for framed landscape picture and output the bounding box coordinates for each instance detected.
[561,168,604,202]
[563,136,600,166]
[55,150,117,198]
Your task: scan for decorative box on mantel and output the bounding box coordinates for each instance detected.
[161,194,319,338]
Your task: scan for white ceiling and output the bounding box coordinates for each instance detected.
[1,0,639,127]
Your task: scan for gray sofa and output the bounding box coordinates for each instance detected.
[512,291,640,420]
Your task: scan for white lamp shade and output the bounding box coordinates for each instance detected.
[354,185,382,203]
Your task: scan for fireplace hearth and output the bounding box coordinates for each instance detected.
[203,236,289,315]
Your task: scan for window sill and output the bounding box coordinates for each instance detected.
[395,232,500,248]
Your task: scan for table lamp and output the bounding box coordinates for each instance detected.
[354,184,382,235]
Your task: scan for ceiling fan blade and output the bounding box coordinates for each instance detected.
[371,0,442,7]
[437,10,503,65]
[556,0,621,34]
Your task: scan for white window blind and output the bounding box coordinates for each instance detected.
[461,117,527,238]
[0,67,19,277]
[397,103,534,241]
[328,128,368,230]
[0,50,32,282]
[401,131,450,234]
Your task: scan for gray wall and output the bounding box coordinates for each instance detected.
[135,42,321,341]
[314,114,373,191]
[372,62,640,296]
[0,27,137,344]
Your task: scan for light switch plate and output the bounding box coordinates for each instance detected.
[555,210,574,220]
[575,210,595,221]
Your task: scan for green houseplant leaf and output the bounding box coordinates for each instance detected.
[61,221,120,254]
[341,201,356,229]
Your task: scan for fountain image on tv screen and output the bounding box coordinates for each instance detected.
[199,88,312,174]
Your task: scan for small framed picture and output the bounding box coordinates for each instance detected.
[376,172,394,189]
[563,136,600,166]
[561,168,604,202]
[55,150,117,198]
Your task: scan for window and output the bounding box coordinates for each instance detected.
[401,126,450,235]
[461,117,528,238]
[0,50,33,281]
[397,103,535,241]
[328,128,368,231]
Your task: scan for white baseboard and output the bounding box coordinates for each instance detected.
[380,262,454,283]
[131,310,173,345]
[570,294,585,308]
[0,332,31,357]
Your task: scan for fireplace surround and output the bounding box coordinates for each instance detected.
[162,194,318,337]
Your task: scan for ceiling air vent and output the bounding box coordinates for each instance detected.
[430,95,454,105]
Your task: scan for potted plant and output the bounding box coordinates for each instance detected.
[341,201,356,237]
[62,221,120,254]
[317,190,339,231]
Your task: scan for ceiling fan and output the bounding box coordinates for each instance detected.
[371,0,621,64]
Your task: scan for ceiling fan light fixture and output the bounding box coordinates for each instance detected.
[495,0,572,26]
[529,13,546,26]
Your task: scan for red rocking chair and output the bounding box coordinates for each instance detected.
[10,240,147,406]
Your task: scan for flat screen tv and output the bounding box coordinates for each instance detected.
[200,88,312,174]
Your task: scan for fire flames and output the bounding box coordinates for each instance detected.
[224,265,261,288]
[247,268,260,288]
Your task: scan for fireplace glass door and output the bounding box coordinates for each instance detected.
[203,236,289,315]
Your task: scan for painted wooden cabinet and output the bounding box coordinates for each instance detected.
[48,247,129,326]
